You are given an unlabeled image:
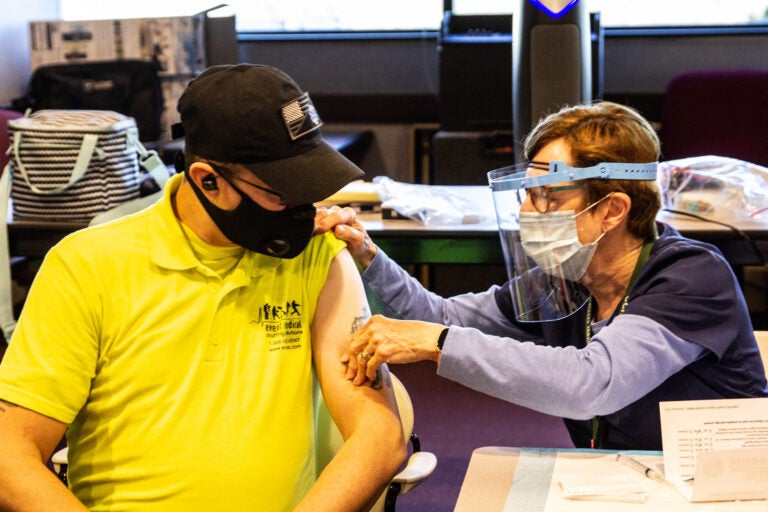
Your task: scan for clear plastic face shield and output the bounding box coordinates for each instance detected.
[488,160,658,322]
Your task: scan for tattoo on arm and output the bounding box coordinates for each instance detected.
[348,305,387,390]
[350,305,370,334]
[369,364,393,390]
[369,368,383,390]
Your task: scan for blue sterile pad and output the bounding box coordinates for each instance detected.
[489,160,658,191]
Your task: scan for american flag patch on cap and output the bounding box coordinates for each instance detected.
[281,92,323,141]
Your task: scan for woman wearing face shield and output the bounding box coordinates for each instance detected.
[315,101,768,450]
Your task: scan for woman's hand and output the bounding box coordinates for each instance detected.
[342,315,446,385]
[315,206,377,270]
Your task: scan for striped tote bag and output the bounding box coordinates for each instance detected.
[7,109,155,222]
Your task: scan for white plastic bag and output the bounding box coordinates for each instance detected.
[372,176,493,225]
[658,156,768,222]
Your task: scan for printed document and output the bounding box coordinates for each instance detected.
[659,397,768,502]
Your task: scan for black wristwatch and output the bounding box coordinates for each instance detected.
[436,327,449,352]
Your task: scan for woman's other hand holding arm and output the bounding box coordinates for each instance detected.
[315,206,377,270]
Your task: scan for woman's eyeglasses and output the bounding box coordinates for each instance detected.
[523,184,586,213]
[524,161,584,213]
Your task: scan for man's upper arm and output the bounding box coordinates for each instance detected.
[311,249,401,440]
[0,399,67,463]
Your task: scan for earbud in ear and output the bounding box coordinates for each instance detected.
[201,175,218,191]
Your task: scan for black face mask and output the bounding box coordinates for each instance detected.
[187,174,316,259]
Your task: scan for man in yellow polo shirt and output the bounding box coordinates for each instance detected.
[0,64,406,511]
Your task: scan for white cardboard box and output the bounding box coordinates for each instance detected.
[28,16,207,76]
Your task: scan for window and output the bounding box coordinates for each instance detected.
[60,0,768,30]
[58,1,440,31]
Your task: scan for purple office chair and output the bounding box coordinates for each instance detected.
[660,68,768,166]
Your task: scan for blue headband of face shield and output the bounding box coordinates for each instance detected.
[487,160,658,192]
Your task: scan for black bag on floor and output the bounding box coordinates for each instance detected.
[14,60,163,142]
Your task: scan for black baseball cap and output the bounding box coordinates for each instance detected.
[176,64,364,204]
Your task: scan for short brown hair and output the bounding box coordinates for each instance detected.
[523,101,661,240]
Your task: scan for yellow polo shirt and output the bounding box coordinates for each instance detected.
[0,174,346,511]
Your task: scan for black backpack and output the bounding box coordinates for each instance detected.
[13,59,164,143]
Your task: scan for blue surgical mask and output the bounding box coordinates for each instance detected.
[188,174,316,259]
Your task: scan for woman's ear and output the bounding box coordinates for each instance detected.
[602,192,632,232]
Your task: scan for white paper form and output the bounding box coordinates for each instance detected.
[660,397,768,502]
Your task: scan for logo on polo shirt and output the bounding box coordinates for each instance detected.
[256,299,306,352]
